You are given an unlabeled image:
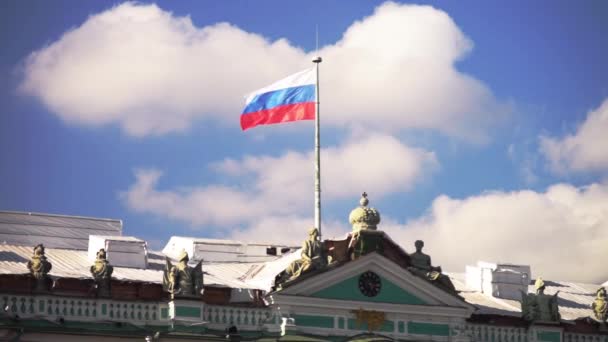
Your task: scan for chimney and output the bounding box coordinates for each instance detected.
[466,261,531,300]
[88,235,148,269]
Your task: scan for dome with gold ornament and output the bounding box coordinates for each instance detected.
[348,192,381,232]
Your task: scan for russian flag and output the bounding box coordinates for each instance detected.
[240,68,316,130]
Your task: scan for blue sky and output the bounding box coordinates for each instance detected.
[1,1,607,282]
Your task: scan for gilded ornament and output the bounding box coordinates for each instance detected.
[352,308,385,331]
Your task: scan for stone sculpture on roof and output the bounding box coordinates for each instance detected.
[163,249,204,299]
[348,193,384,259]
[27,243,52,292]
[592,287,607,322]
[349,192,380,232]
[90,248,113,297]
[521,277,561,322]
[275,227,327,288]
[407,240,457,295]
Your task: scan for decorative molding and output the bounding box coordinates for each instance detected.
[273,294,472,319]
[351,308,386,331]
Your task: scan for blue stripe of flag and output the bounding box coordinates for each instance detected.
[242,84,315,114]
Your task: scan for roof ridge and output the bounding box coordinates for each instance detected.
[0,210,122,223]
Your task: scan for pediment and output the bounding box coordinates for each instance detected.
[310,273,428,305]
[275,252,474,311]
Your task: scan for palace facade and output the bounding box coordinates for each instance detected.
[0,196,605,342]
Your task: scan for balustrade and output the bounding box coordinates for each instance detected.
[4,294,608,340]
[1,293,273,332]
[564,333,608,342]
[465,323,528,342]
[1,294,163,324]
[203,304,272,329]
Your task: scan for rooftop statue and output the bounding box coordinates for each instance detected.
[163,250,204,299]
[275,227,327,287]
[592,287,607,322]
[27,243,52,292]
[90,248,113,297]
[521,277,560,322]
[407,240,456,294]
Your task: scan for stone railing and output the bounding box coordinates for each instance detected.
[105,301,161,322]
[4,294,608,340]
[465,324,608,342]
[203,304,273,330]
[564,333,608,342]
[465,324,529,342]
[0,293,275,332]
[1,294,168,324]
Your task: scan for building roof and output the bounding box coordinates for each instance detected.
[449,272,599,322]
[162,236,297,263]
[0,243,265,290]
[0,211,601,323]
[0,211,122,250]
[0,242,601,322]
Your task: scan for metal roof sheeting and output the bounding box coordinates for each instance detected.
[243,248,302,291]
[0,244,267,290]
[0,244,159,281]
[0,211,122,250]
[449,272,599,322]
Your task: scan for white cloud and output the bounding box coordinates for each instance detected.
[507,142,539,184]
[21,2,505,140]
[227,216,349,245]
[142,166,608,283]
[540,98,608,174]
[318,2,506,141]
[122,169,266,226]
[20,3,304,136]
[382,182,608,283]
[123,133,437,226]
[123,135,607,283]
[215,133,437,203]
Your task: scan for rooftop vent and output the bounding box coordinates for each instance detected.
[163,237,297,263]
[88,235,148,268]
[466,261,531,300]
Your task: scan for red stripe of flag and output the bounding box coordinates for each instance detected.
[240,102,315,131]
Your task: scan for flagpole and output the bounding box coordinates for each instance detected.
[313,56,322,239]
